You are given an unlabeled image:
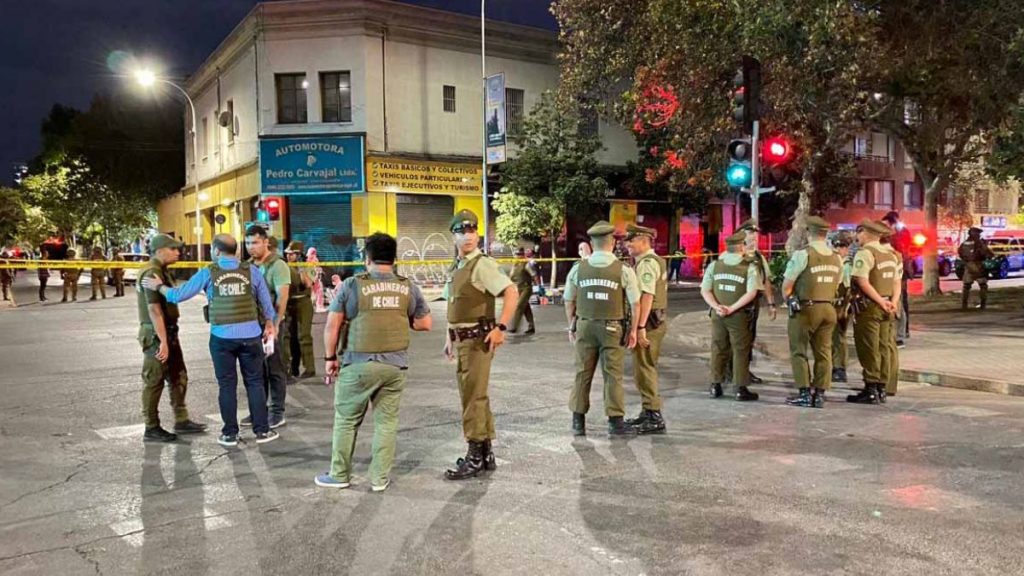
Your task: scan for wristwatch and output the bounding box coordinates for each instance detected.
[497,323,508,332]
[324,355,337,362]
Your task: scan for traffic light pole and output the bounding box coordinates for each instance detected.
[750,119,761,228]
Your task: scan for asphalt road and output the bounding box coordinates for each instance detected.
[1,282,1023,575]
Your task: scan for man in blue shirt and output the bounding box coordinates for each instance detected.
[142,234,280,447]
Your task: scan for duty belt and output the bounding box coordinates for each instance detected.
[798,300,836,306]
[448,326,485,342]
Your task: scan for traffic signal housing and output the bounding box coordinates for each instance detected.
[731,56,762,134]
[762,136,792,166]
[265,197,282,221]
[726,138,753,188]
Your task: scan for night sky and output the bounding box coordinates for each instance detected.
[0,0,556,185]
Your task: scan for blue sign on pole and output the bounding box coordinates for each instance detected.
[259,136,365,195]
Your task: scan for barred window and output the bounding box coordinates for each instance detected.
[321,71,352,123]
[505,88,525,137]
[443,85,456,113]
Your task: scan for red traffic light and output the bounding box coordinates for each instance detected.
[264,197,282,221]
[266,198,280,209]
[763,137,791,164]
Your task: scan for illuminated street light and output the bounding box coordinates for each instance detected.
[134,69,156,88]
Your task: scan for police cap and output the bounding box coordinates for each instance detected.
[625,223,657,240]
[587,221,616,238]
[857,218,890,236]
[150,234,183,252]
[805,216,831,232]
[737,218,759,232]
[449,209,479,232]
[285,240,305,254]
[725,230,747,246]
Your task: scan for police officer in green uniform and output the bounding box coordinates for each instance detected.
[830,231,855,383]
[701,230,764,401]
[508,247,537,334]
[442,210,519,480]
[111,248,126,297]
[245,227,291,428]
[285,240,317,378]
[781,217,843,408]
[0,251,13,304]
[847,219,899,405]
[315,232,433,491]
[61,249,81,303]
[731,218,777,384]
[89,246,107,300]
[879,228,904,398]
[624,223,668,434]
[136,234,207,442]
[958,227,994,310]
[565,221,641,436]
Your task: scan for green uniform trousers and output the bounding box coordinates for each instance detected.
[62,273,80,301]
[710,310,753,387]
[138,324,190,428]
[853,302,892,385]
[632,320,666,410]
[286,296,316,375]
[832,311,850,370]
[510,284,535,332]
[90,273,107,299]
[329,361,406,485]
[787,303,837,390]
[455,338,496,441]
[112,272,125,297]
[570,318,626,417]
[882,318,899,395]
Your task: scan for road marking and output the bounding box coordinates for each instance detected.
[95,424,145,440]
[927,406,1002,418]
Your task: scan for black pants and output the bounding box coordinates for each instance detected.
[263,321,288,419]
[39,277,48,300]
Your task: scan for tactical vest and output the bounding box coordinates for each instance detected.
[795,247,842,301]
[576,260,626,320]
[207,262,259,325]
[863,245,898,297]
[836,257,853,300]
[288,264,309,299]
[136,260,179,326]
[958,239,986,263]
[447,256,496,324]
[348,273,412,353]
[711,259,750,307]
[637,253,668,311]
[511,262,533,289]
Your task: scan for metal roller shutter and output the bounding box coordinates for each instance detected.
[287,195,354,270]
[396,194,454,285]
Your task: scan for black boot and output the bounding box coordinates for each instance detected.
[748,373,764,384]
[832,368,847,383]
[482,439,497,471]
[607,416,636,436]
[635,410,666,435]
[847,384,881,404]
[878,386,887,404]
[572,412,586,436]
[709,383,724,398]
[445,441,487,480]
[785,387,812,407]
[979,285,988,309]
[735,386,759,401]
[625,410,649,426]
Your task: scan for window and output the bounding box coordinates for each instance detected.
[578,107,599,138]
[443,85,456,113]
[505,88,525,137]
[975,189,990,212]
[871,180,894,209]
[201,117,209,160]
[320,71,352,123]
[903,181,922,209]
[225,100,234,144]
[854,135,871,157]
[276,73,308,124]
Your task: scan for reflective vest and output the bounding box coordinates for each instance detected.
[576,260,626,320]
[207,262,258,325]
[348,273,412,353]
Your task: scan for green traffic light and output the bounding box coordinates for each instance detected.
[727,164,751,187]
[257,210,270,222]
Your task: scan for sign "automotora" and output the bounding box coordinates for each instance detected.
[259,136,365,195]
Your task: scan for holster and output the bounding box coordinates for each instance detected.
[645,309,666,331]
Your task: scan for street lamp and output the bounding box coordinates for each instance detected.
[481,0,489,253]
[132,68,204,262]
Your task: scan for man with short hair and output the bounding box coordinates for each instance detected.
[285,240,317,377]
[882,211,911,345]
[315,232,432,491]
[61,249,81,303]
[89,246,107,301]
[111,248,126,297]
[624,223,668,434]
[508,247,537,334]
[830,231,855,383]
[136,234,207,442]
[732,218,777,384]
[143,234,280,447]
[244,226,292,429]
[958,227,994,310]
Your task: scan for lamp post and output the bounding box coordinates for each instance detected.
[481,0,489,253]
[134,69,203,262]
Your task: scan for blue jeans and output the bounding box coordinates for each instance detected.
[209,335,269,435]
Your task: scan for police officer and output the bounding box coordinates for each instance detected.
[442,209,519,480]
[958,227,994,310]
[61,249,81,303]
[565,221,641,436]
[733,218,777,384]
[879,228,904,398]
[702,230,763,401]
[89,246,107,300]
[111,247,126,297]
[285,240,317,377]
[315,232,433,491]
[143,233,280,447]
[37,248,51,302]
[830,231,855,383]
[0,251,13,304]
[508,247,537,334]
[135,234,207,442]
[624,223,668,434]
[847,219,900,404]
[782,217,843,408]
[245,227,291,429]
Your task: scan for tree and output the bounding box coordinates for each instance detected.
[498,91,608,286]
[0,188,27,246]
[16,207,55,249]
[862,0,1024,294]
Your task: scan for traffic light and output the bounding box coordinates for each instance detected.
[726,138,752,188]
[762,136,792,165]
[731,56,762,134]
[265,197,282,221]
[255,200,270,222]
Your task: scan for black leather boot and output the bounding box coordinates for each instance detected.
[709,383,724,398]
[785,388,812,407]
[445,441,487,480]
[482,439,497,471]
[832,368,847,383]
[635,410,666,435]
[625,410,649,426]
[735,386,759,401]
[572,412,586,436]
[749,373,764,384]
[877,386,887,404]
[847,384,881,404]
[607,416,636,436]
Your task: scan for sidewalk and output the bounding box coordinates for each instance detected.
[671,286,1024,396]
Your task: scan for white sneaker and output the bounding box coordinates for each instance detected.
[371,479,390,493]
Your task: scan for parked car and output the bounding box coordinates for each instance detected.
[106,253,149,285]
[954,237,1024,280]
[909,250,954,278]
